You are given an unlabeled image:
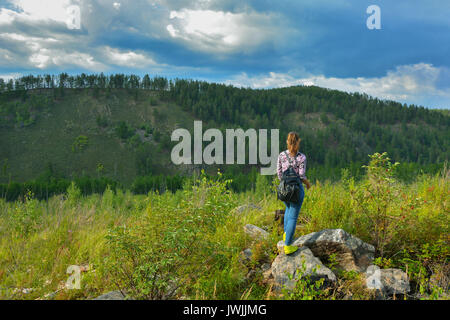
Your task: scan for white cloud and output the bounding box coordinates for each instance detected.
[0,1,168,72]
[53,51,104,69]
[0,8,15,24]
[102,46,157,67]
[0,32,58,43]
[227,72,308,89]
[166,9,281,53]
[27,48,103,70]
[3,0,76,24]
[0,72,21,80]
[0,47,15,64]
[226,63,450,108]
[0,31,102,70]
[29,51,51,69]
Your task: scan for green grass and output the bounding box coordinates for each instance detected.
[0,158,448,300]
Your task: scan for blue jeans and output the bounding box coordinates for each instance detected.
[283,182,305,246]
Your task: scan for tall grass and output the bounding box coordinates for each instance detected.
[0,157,448,300]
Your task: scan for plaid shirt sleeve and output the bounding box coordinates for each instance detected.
[297,153,307,181]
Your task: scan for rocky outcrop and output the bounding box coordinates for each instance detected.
[277,229,375,272]
[365,265,410,296]
[243,225,410,299]
[244,224,269,240]
[269,247,336,292]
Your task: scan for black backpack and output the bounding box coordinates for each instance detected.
[277,151,302,204]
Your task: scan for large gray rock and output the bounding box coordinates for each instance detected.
[269,247,336,292]
[93,290,126,300]
[277,229,374,272]
[244,224,269,240]
[365,265,410,296]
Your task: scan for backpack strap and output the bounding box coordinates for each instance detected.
[285,151,303,181]
[284,151,298,168]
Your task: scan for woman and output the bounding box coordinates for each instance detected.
[276,132,311,255]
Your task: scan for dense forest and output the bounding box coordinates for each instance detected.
[0,73,448,201]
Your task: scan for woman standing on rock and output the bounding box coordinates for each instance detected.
[277,132,311,255]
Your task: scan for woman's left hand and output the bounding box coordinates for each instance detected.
[304,179,311,190]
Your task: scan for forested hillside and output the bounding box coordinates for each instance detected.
[0,74,448,200]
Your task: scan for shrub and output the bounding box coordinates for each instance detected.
[104,171,238,299]
[72,135,89,152]
[128,134,142,148]
[10,190,41,236]
[101,185,115,209]
[399,240,449,299]
[320,113,330,125]
[149,97,158,106]
[96,115,108,128]
[66,181,82,206]
[115,121,134,140]
[351,152,400,258]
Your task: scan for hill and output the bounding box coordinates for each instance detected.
[0,74,449,190]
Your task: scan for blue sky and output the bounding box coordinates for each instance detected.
[0,0,449,109]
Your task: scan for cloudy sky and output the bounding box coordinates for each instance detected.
[0,0,449,108]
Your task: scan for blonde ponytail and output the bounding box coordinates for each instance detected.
[287,132,301,157]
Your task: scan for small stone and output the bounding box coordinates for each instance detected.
[93,290,126,300]
[260,263,271,272]
[244,224,269,240]
[365,265,410,296]
[239,248,253,264]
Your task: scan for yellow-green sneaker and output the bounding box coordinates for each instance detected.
[283,232,286,242]
[284,245,298,255]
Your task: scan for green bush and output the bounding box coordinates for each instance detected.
[105,171,239,299]
[115,121,134,140]
[149,97,158,106]
[128,134,142,148]
[10,191,42,237]
[96,115,108,128]
[66,181,82,206]
[351,152,400,258]
[71,135,89,152]
[399,240,449,300]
